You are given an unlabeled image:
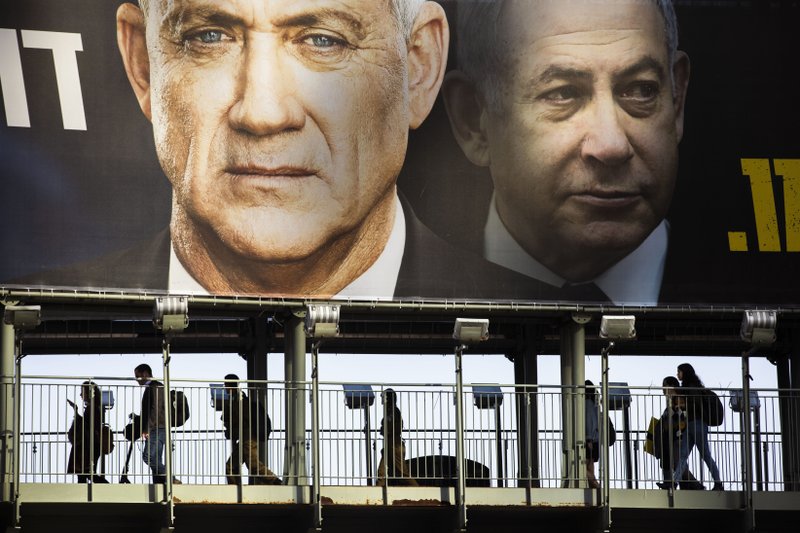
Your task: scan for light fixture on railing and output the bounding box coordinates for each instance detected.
[342,384,375,409]
[453,318,489,345]
[3,305,41,330]
[740,310,777,347]
[472,385,503,410]
[305,304,340,338]
[606,382,631,411]
[152,296,188,334]
[101,390,115,410]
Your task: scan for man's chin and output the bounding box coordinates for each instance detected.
[568,222,652,254]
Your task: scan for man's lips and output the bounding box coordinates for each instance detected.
[570,190,642,208]
[225,165,317,178]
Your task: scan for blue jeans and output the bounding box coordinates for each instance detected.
[673,419,721,483]
[142,427,167,482]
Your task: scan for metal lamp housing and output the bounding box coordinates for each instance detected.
[599,315,636,340]
[453,318,489,344]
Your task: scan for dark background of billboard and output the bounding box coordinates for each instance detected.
[1,1,799,304]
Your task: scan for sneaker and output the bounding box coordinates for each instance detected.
[712,482,723,491]
[172,477,182,485]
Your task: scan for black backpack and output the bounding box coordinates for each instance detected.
[170,389,190,427]
[701,388,724,427]
[250,395,272,442]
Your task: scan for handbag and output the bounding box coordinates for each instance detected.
[99,424,115,454]
[644,416,659,456]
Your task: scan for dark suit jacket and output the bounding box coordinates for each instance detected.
[12,198,559,301]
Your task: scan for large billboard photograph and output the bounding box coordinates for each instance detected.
[1,0,798,306]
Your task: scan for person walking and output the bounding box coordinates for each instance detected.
[134,364,168,484]
[218,374,281,486]
[675,363,723,490]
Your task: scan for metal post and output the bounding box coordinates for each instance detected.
[310,342,322,531]
[622,406,633,489]
[512,337,539,488]
[790,350,800,491]
[162,338,174,528]
[245,317,270,468]
[776,354,799,491]
[571,323,586,489]
[454,345,467,532]
[1,322,15,504]
[12,337,24,529]
[559,324,574,488]
[284,314,307,486]
[742,352,755,533]
[494,405,503,488]
[600,343,613,533]
[754,406,763,491]
[364,407,373,486]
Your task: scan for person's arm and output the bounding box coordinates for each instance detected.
[140,386,152,439]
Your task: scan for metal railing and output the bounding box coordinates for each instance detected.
[11,377,800,492]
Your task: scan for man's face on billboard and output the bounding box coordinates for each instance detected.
[117,0,445,293]
[451,0,689,282]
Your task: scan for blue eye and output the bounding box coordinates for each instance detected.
[198,30,224,44]
[308,34,338,48]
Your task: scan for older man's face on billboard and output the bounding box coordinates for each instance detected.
[120,0,412,268]
[480,0,688,281]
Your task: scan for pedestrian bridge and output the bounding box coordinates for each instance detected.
[6,379,800,533]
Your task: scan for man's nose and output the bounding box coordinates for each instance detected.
[228,38,305,135]
[580,95,634,166]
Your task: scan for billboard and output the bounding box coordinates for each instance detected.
[1,0,799,306]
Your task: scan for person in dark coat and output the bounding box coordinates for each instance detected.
[219,374,281,486]
[66,381,109,483]
[656,376,702,490]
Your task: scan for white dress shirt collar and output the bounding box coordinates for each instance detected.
[484,195,668,305]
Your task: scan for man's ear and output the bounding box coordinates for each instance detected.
[672,50,690,142]
[407,2,449,129]
[117,2,152,121]
[441,70,490,167]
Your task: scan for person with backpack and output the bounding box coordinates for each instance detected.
[675,363,723,490]
[218,374,281,486]
[134,363,170,484]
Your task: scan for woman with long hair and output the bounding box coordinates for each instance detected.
[675,364,723,490]
[66,381,109,483]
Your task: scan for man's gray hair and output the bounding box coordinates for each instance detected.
[139,0,426,40]
[456,0,679,108]
[392,0,427,38]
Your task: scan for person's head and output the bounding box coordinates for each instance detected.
[81,380,101,405]
[662,375,680,396]
[677,363,702,387]
[443,0,690,281]
[224,373,240,391]
[382,388,398,405]
[117,0,449,294]
[134,363,153,385]
[585,379,597,401]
